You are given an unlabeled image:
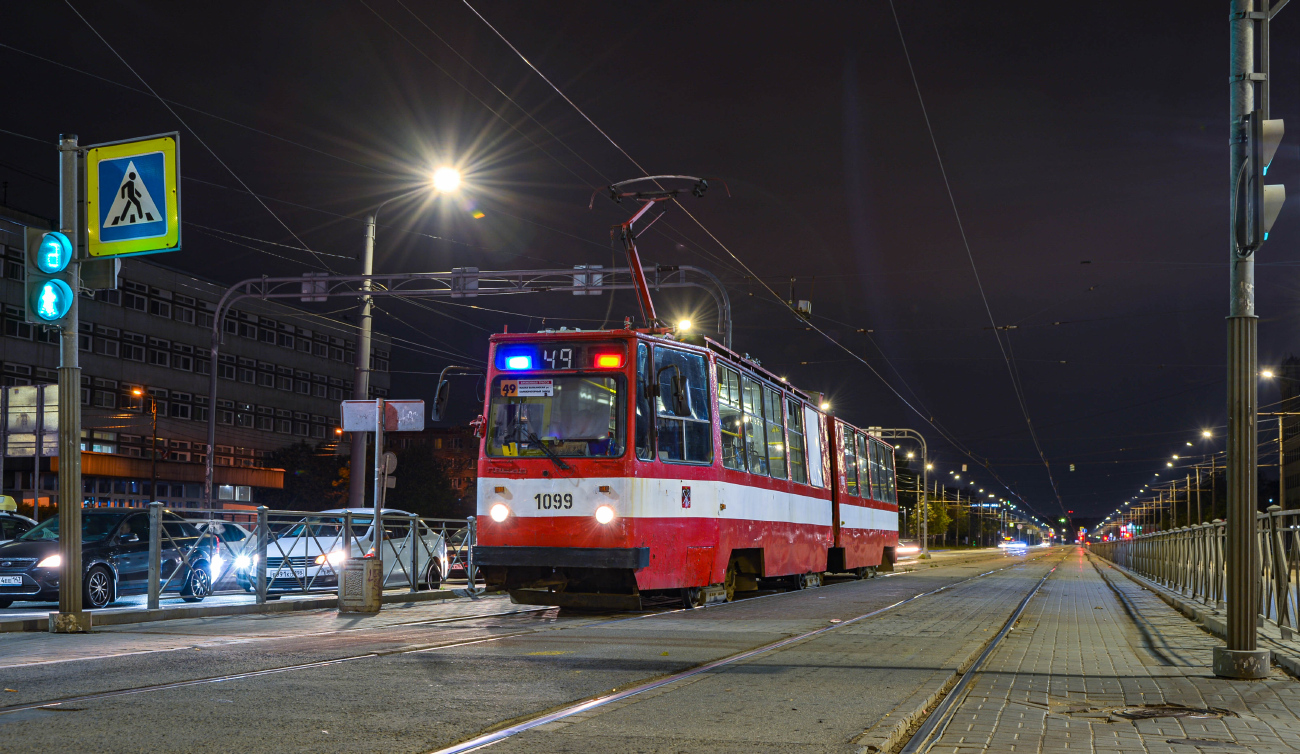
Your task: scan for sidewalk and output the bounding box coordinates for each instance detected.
[927,548,1300,753]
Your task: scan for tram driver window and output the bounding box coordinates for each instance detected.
[653,348,712,464]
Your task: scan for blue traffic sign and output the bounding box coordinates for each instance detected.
[85,134,180,258]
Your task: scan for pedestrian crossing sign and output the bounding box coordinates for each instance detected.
[86,133,180,258]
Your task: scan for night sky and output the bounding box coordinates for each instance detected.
[2,2,1291,525]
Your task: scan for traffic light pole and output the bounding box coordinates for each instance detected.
[51,134,87,633]
[1218,0,1272,678]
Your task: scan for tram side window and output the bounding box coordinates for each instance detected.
[856,432,873,499]
[786,398,808,484]
[763,387,787,479]
[884,447,897,503]
[742,376,768,475]
[718,364,746,471]
[803,404,826,488]
[842,425,858,496]
[636,343,652,460]
[869,438,886,500]
[654,347,712,464]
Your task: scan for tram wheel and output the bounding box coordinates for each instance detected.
[723,563,737,602]
[852,567,869,580]
[681,587,705,609]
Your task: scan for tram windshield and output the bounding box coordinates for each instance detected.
[486,375,625,458]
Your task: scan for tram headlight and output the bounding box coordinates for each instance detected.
[490,503,511,523]
[595,505,615,525]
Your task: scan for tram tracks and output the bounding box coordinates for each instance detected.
[427,551,1064,754]
[0,550,1056,739]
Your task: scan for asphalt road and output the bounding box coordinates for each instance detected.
[0,548,1059,754]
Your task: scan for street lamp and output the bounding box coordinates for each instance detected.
[132,388,160,501]
[349,175,464,510]
[432,166,462,193]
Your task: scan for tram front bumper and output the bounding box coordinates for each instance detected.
[472,545,650,570]
[473,546,650,610]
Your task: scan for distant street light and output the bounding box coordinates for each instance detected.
[677,319,692,332]
[1262,369,1276,379]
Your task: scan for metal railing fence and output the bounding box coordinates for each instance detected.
[128,506,478,609]
[1090,505,1299,640]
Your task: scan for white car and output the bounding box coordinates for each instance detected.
[190,520,255,588]
[234,508,448,595]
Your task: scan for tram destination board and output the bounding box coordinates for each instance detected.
[494,341,627,372]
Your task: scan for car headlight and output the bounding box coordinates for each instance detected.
[234,554,253,571]
[490,503,510,523]
[595,505,615,525]
[37,554,61,569]
[314,550,348,566]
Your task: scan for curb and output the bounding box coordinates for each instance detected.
[1087,552,1300,678]
[0,588,461,633]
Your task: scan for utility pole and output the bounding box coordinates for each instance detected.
[1196,464,1203,524]
[51,135,86,633]
[348,214,376,509]
[1221,0,1276,678]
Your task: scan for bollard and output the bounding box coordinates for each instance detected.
[147,502,162,610]
[255,506,268,605]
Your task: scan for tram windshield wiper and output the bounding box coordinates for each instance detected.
[525,429,572,471]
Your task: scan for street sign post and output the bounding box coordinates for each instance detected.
[85,133,180,259]
[339,399,423,615]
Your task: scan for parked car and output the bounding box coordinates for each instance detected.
[0,509,218,609]
[189,520,255,588]
[234,508,447,595]
[0,511,36,544]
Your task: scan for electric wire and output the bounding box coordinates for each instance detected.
[62,0,335,273]
[461,0,1047,516]
[887,0,1065,519]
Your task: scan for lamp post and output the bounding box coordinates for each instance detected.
[132,388,159,501]
[347,168,461,510]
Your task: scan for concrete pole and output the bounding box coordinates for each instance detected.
[1219,0,1269,678]
[52,134,86,633]
[348,214,376,509]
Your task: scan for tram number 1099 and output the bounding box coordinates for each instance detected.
[535,493,574,510]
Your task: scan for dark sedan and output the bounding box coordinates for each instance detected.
[0,509,216,609]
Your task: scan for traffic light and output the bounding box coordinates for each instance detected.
[1242,110,1286,253]
[24,228,76,326]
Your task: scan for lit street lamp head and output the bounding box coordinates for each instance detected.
[1262,369,1275,379]
[432,167,462,193]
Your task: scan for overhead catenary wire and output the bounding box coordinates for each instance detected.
[62,0,335,273]
[886,0,1065,520]
[462,0,1046,517]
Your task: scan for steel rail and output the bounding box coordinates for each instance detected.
[0,550,1049,720]
[427,551,1064,754]
[898,558,1061,754]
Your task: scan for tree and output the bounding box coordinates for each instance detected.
[261,442,349,511]
[384,446,459,519]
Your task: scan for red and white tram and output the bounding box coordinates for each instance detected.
[470,176,899,609]
[471,330,900,609]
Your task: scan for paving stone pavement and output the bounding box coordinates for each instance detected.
[927,547,1300,754]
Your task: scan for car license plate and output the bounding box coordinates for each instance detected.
[0,575,22,586]
[274,568,307,579]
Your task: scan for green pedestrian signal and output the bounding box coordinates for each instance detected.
[24,229,77,326]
